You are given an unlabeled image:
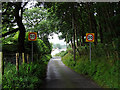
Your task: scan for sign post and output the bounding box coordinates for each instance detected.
[89,42,91,63]
[28,32,37,62]
[32,41,33,62]
[86,33,95,63]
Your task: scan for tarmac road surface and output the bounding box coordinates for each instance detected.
[41,57,101,88]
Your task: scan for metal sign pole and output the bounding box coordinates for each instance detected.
[32,41,33,62]
[28,32,37,62]
[90,42,91,63]
[86,33,94,63]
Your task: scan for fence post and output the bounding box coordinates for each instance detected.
[16,53,19,74]
[22,53,25,64]
[27,54,29,64]
[1,52,4,75]
[0,52,2,87]
[2,53,4,75]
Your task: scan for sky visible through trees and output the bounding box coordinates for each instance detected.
[0,1,120,89]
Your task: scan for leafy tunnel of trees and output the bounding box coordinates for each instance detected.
[1,2,120,88]
[43,2,120,61]
[1,2,120,58]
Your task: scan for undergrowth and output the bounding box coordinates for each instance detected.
[58,44,119,88]
[2,54,51,88]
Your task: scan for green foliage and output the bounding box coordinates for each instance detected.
[62,53,75,69]
[25,32,52,55]
[2,31,52,88]
[23,7,48,30]
[2,50,51,88]
[2,2,120,89]
[2,2,16,34]
[55,50,68,57]
[2,31,19,53]
[33,39,49,54]
[42,36,52,54]
[23,7,57,40]
[2,55,51,88]
[41,54,52,64]
[62,46,119,88]
[2,31,52,55]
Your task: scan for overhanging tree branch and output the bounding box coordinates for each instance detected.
[23,2,29,8]
[1,28,19,37]
[2,19,16,24]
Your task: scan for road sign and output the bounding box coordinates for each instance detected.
[28,32,37,41]
[86,33,95,63]
[86,33,94,42]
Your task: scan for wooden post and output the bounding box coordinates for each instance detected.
[27,54,29,64]
[2,53,4,75]
[16,53,19,73]
[0,52,2,86]
[22,53,25,64]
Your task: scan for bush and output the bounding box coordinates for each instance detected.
[55,50,68,57]
[2,31,52,88]
[41,54,52,64]
[25,33,50,55]
[2,61,47,88]
[61,46,119,88]
[62,53,75,69]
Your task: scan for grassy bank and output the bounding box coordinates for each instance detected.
[58,45,119,88]
[2,54,51,88]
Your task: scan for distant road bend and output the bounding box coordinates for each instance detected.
[41,57,100,88]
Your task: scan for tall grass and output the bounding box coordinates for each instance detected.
[60,44,119,88]
[2,54,51,88]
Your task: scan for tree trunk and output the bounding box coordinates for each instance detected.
[74,17,81,56]
[75,28,77,48]
[104,5,117,38]
[74,20,79,48]
[86,3,98,45]
[75,44,81,56]
[98,22,103,43]
[18,27,25,53]
[72,12,76,61]
[79,36,82,46]
[96,4,103,43]
[101,5,113,42]
[14,3,26,53]
[76,38,79,48]
[92,16,98,45]
[70,38,73,49]
[77,27,81,47]
[73,33,76,61]
[79,8,85,46]
[66,35,68,49]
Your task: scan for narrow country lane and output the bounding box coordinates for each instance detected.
[41,57,101,88]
